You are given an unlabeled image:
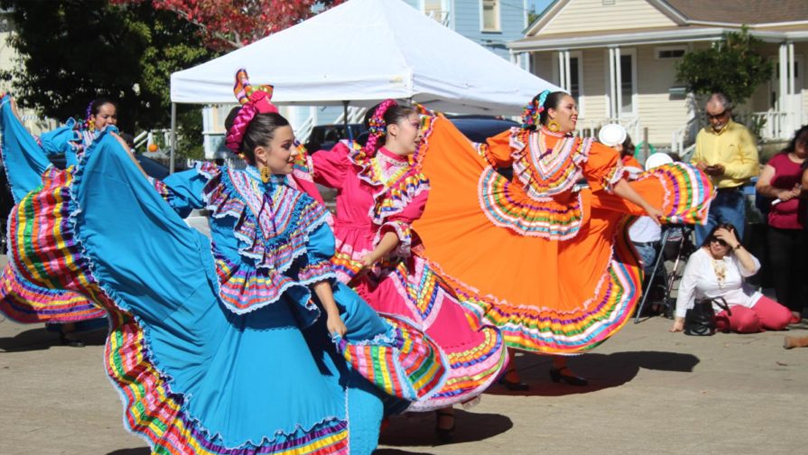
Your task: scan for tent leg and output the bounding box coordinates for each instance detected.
[342,100,352,141]
[170,103,177,174]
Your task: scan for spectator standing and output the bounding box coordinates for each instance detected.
[691,93,760,244]
[756,125,808,323]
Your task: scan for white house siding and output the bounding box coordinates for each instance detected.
[532,52,554,84]
[0,20,58,135]
[0,30,14,94]
[634,44,690,145]
[539,0,676,36]
[581,48,607,121]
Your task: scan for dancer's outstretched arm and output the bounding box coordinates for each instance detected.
[612,178,663,224]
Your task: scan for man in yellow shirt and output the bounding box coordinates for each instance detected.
[691,93,760,245]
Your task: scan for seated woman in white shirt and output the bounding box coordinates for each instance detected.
[671,223,792,333]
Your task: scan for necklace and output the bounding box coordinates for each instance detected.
[711,258,727,289]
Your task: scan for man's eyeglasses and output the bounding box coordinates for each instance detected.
[709,236,728,247]
[707,110,728,120]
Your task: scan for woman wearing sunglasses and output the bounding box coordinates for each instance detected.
[671,223,792,333]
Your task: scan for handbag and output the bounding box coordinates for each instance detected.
[684,297,732,336]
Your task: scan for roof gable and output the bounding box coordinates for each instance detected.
[663,0,808,25]
[528,0,682,37]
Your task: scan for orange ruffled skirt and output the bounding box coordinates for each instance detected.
[414,118,714,354]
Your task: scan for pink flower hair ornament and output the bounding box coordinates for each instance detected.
[225,68,280,155]
[363,99,398,155]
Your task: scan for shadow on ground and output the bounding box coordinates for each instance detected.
[486,350,700,397]
[380,408,512,448]
[108,448,429,455]
[0,326,105,352]
[374,449,437,455]
[107,449,149,455]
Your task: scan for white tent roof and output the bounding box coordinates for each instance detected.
[170,0,559,115]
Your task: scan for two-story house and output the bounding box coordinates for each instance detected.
[509,0,808,155]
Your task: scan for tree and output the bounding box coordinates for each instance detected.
[0,0,218,158]
[675,26,773,107]
[116,0,344,50]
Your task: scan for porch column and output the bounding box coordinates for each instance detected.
[788,41,796,134]
[564,51,571,92]
[517,52,530,72]
[557,50,570,91]
[614,46,623,120]
[607,47,618,118]
[779,43,788,118]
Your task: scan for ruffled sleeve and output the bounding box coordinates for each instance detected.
[581,141,626,192]
[159,165,215,217]
[298,221,338,285]
[476,128,517,168]
[311,141,353,189]
[375,189,429,258]
[39,118,82,166]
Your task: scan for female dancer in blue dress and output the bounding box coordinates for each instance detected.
[0,94,114,346]
[4,70,447,454]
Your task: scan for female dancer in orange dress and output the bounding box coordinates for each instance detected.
[413,91,714,388]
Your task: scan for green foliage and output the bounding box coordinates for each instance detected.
[0,0,218,159]
[528,7,541,26]
[675,26,773,106]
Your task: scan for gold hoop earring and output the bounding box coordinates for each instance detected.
[547,120,561,133]
[260,166,271,184]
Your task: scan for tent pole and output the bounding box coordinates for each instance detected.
[342,100,352,141]
[170,102,177,174]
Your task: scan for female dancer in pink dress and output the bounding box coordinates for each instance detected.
[307,100,507,437]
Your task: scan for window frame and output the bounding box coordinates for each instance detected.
[480,0,501,33]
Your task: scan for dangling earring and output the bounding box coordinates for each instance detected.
[547,119,561,133]
[260,166,271,184]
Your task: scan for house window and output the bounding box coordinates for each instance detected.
[656,46,686,59]
[620,52,636,115]
[569,57,580,100]
[482,0,500,32]
[570,53,585,116]
[423,0,448,24]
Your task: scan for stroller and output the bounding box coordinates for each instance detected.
[634,224,697,323]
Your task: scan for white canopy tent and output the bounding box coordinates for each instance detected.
[168,0,560,169]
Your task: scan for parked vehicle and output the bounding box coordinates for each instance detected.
[446,115,519,143]
[304,124,367,153]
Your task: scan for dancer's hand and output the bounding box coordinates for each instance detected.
[358,253,378,269]
[670,318,684,332]
[327,313,347,338]
[643,205,664,225]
